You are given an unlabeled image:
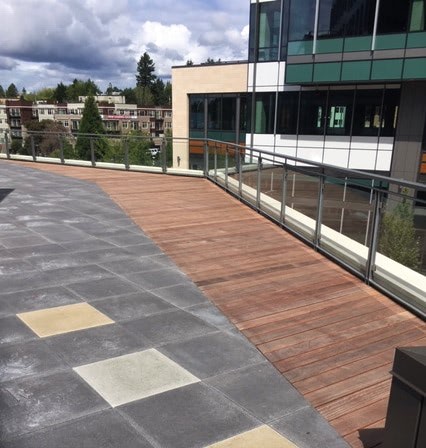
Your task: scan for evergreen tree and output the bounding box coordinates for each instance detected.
[122,87,137,104]
[136,52,157,88]
[6,83,18,98]
[186,59,194,66]
[135,85,154,107]
[379,196,421,271]
[54,82,68,103]
[75,95,108,160]
[0,84,5,97]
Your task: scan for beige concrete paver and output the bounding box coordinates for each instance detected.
[206,425,298,447]
[73,348,200,407]
[17,302,114,337]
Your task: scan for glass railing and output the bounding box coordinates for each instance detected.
[205,139,426,318]
[1,132,425,317]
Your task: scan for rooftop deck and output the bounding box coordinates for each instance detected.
[3,160,426,447]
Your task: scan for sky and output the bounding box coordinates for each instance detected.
[0,0,249,93]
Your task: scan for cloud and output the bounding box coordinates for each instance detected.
[0,0,249,91]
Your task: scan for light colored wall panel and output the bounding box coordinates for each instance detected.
[375,151,392,171]
[323,149,350,168]
[348,150,377,169]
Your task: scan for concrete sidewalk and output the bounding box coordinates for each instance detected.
[0,162,348,448]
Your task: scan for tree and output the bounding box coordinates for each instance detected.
[0,85,5,97]
[6,83,18,98]
[75,95,108,160]
[67,79,101,101]
[186,59,194,66]
[122,87,137,104]
[135,85,154,107]
[105,83,121,95]
[23,120,69,156]
[54,82,68,103]
[379,196,421,271]
[202,58,222,65]
[136,52,157,88]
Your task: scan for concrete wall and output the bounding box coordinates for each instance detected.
[172,63,248,169]
[391,81,426,181]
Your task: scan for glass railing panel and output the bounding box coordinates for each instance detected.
[319,176,373,274]
[283,169,319,241]
[258,156,285,221]
[373,191,426,313]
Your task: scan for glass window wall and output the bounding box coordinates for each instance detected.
[352,89,383,136]
[277,91,299,134]
[254,92,276,134]
[377,0,410,34]
[410,0,426,31]
[299,90,328,135]
[326,90,354,135]
[189,95,204,130]
[381,89,400,137]
[249,0,281,62]
[318,0,375,39]
[289,0,316,41]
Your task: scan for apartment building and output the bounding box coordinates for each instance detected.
[172,0,426,184]
[6,97,172,139]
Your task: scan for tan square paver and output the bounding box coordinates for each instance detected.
[206,425,298,448]
[74,349,200,407]
[17,303,114,337]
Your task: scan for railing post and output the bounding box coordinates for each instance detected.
[59,136,65,164]
[256,155,262,210]
[238,150,243,197]
[366,189,383,283]
[214,143,218,182]
[90,137,96,167]
[280,164,288,224]
[314,174,325,247]
[203,140,209,177]
[161,137,167,174]
[5,132,10,159]
[30,135,36,161]
[225,145,229,190]
[123,139,129,170]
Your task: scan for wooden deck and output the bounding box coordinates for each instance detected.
[10,162,426,448]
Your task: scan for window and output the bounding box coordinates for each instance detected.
[352,89,383,136]
[207,96,221,130]
[63,121,69,127]
[122,122,128,129]
[142,122,149,129]
[410,0,426,31]
[222,96,236,131]
[380,89,400,137]
[253,92,275,134]
[249,0,281,62]
[318,0,375,39]
[299,90,327,135]
[277,91,299,134]
[131,122,138,130]
[326,90,354,136]
[377,0,410,34]
[39,109,45,115]
[289,0,316,41]
[189,96,204,130]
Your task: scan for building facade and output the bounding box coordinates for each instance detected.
[172,0,426,184]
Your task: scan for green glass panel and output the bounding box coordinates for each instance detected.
[341,61,371,81]
[375,33,407,50]
[316,38,344,54]
[207,131,223,140]
[344,36,373,52]
[407,31,426,48]
[288,40,314,55]
[403,58,426,79]
[221,131,237,142]
[409,0,425,31]
[371,59,403,80]
[286,64,313,83]
[313,62,341,82]
[189,130,204,138]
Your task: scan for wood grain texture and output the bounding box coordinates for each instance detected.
[8,161,426,448]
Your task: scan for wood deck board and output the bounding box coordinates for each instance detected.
[9,162,426,448]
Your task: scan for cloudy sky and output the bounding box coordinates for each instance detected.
[0,0,249,93]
